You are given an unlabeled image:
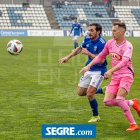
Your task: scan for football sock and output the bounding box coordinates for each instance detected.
[104,99,133,107]
[96,88,103,94]
[104,99,117,106]
[125,100,130,106]
[125,100,133,106]
[89,98,98,116]
[74,42,77,48]
[74,42,78,48]
[116,96,136,124]
[76,42,78,48]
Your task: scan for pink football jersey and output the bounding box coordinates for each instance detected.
[94,39,134,78]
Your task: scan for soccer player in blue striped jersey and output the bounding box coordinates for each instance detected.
[59,23,107,122]
[69,17,83,49]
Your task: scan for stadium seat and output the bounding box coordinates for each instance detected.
[114,6,140,30]
[0,4,51,29]
[52,4,112,30]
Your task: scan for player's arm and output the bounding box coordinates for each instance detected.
[81,48,105,63]
[104,46,133,79]
[69,25,74,36]
[81,48,105,64]
[80,43,109,74]
[104,56,130,79]
[97,42,107,64]
[59,47,82,64]
[81,44,105,63]
[81,48,96,59]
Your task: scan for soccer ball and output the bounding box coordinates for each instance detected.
[7,39,23,55]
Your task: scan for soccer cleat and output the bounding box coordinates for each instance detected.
[88,116,100,122]
[126,124,139,132]
[132,98,140,116]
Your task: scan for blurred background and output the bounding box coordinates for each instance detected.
[0,0,140,37]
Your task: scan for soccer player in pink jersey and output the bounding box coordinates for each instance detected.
[80,22,140,132]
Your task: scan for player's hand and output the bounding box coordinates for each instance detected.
[59,57,69,64]
[104,70,112,80]
[81,34,83,37]
[80,65,90,74]
[81,48,89,55]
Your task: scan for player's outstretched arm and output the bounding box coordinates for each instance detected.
[59,47,82,64]
[69,26,74,36]
[81,48,96,59]
[104,56,130,79]
[79,60,97,74]
[80,49,107,74]
[81,48,105,63]
[59,56,69,64]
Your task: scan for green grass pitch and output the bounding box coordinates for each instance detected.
[0,36,140,140]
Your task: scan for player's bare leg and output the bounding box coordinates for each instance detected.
[77,86,87,96]
[117,88,139,132]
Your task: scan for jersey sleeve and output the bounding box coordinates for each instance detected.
[70,24,74,34]
[97,41,106,54]
[93,40,110,63]
[123,45,133,60]
[116,57,130,69]
[116,45,133,69]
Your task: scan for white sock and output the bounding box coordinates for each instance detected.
[129,100,134,106]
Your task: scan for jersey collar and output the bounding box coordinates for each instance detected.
[91,36,100,44]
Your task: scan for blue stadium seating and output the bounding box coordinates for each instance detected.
[0,4,51,29]
[114,6,140,30]
[52,4,112,31]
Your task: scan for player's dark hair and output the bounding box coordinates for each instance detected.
[113,22,126,31]
[89,23,102,35]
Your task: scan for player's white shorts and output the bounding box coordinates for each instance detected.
[73,36,79,41]
[78,71,104,89]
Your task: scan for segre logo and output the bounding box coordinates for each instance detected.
[42,124,96,138]
[45,127,75,135]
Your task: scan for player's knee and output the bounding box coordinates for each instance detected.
[104,100,111,106]
[77,88,86,96]
[116,96,125,104]
[104,99,117,107]
[77,91,85,96]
